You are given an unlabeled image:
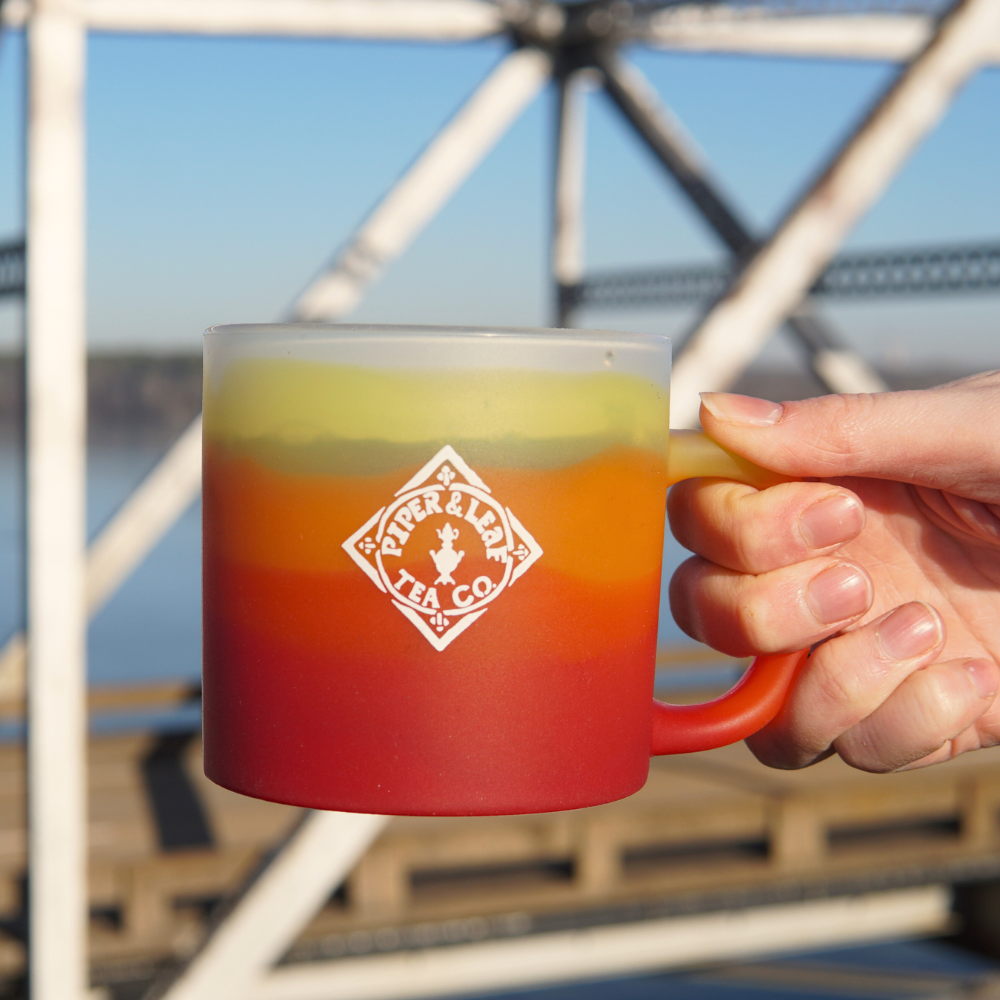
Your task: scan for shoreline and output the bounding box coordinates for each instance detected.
[0,354,987,446]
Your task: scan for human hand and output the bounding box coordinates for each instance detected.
[668,371,1000,773]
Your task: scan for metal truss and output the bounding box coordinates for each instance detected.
[1,0,999,64]
[569,239,1000,311]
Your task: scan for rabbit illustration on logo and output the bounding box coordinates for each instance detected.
[430,523,464,586]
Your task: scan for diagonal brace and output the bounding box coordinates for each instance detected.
[596,49,886,397]
[146,811,388,1000]
[598,49,752,259]
[292,46,552,321]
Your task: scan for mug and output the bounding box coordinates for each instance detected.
[201,324,806,816]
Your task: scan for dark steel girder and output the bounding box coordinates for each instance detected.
[568,240,1000,311]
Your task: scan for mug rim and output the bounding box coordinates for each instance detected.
[204,322,670,347]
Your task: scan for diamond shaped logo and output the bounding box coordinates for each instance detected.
[343,445,543,650]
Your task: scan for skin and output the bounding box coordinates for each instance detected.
[668,371,1000,774]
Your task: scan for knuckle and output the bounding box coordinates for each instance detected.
[810,657,867,727]
[669,556,725,646]
[779,393,880,473]
[732,531,761,574]
[910,668,969,734]
[834,665,979,774]
[738,609,769,652]
[665,479,696,526]
[715,488,770,573]
[738,581,796,653]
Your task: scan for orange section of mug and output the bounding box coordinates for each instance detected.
[203,441,667,584]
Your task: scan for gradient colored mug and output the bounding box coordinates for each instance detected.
[202,325,806,815]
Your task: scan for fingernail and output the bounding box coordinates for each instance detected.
[700,392,784,427]
[799,493,865,550]
[876,602,942,661]
[966,659,997,699]
[806,564,871,625]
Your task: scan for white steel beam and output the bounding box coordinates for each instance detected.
[644,9,1000,65]
[2,0,504,40]
[155,811,388,1000]
[552,70,588,288]
[292,46,552,321]
[670,0,1000,428]
[25,0,89,998]
[1,0,999,62]
[0,415,203,704]
[249,885,951,1000]
[552,69,593,326]
[812,349,892,396]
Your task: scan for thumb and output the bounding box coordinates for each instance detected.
[699,372,1000,503]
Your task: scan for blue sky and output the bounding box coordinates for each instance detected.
[0,27,997,368]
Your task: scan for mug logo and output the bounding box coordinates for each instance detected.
[343,445,543,651]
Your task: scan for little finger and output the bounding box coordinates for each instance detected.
[746,602,945,769]
[835,657,1000,773]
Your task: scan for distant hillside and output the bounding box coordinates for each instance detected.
[0,354,988,444]
[0,354,202,444]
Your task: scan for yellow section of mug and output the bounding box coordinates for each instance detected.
[204,358,669,457]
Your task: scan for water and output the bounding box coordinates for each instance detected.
[0,439,202,687]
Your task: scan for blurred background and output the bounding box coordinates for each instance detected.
[1,3,1000,998]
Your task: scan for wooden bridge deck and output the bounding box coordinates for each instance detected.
[0,655,999,982]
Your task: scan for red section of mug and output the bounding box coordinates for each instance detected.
[203,559,661,814]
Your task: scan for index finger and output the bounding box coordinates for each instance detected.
[700,372,1000,503]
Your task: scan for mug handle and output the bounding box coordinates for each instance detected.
[651,430,809,755]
